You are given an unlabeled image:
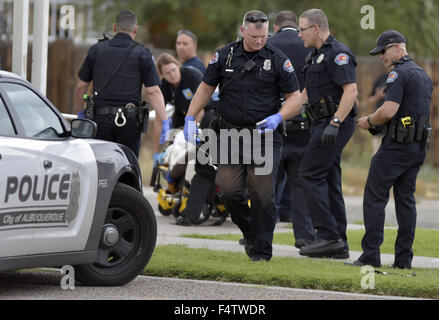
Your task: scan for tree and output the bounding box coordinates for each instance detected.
[92,0,439,58]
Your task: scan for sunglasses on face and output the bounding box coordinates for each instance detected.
[380,44,394,55]
[245,15,268,23]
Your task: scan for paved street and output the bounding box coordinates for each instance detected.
[0,186,437,300]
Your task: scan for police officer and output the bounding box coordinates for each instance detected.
[268,10,315,248]
[176,29,206,74]
[184,10,302,261]
[351,30,433,269]
[75,10,169,158]
[156,53,203,129]
[156,53,216,226]
[295,9,358,258]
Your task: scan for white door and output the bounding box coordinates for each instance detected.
[0,82,98,255]
[0,96,39,257]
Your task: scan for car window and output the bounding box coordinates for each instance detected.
[0,96,15,136]
[1,83,64,138]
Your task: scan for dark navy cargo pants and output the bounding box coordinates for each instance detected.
[358,137,426,268]
[281,129,315,241]
[299,115,355,248]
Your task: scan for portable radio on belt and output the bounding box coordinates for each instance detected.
[83,94,95,120]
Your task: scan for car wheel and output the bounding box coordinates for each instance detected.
[75,183,157,286]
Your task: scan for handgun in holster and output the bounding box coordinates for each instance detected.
[388,120,398,141]
[83,95,95,120]
[138,101,150,133]
[325,96,338,116]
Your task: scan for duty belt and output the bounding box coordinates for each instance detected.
[95,103,139,127]
[285,120,310,132]
[216,113,257,131]
[384,115,432,149]
[305,99,338,122]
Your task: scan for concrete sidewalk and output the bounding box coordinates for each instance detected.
[144,187,439,269]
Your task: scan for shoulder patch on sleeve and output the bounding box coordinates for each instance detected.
[386,71,399,83]
[334,53,349,66]
[209,52,219,65]
[283,59,294,73]
[182,88,194,100]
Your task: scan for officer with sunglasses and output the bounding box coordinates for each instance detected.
[184,10,302,261]
[350,30,433,269]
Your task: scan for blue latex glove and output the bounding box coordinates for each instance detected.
[77,110,85,119]
[166,172,176,184]
[153,152,166,166]
[257,113,283,134]
[160,119,171,145]
[184,115,199,144]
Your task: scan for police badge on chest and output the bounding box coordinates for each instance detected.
[263,59,271,71]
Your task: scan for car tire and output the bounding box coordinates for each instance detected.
[75,183,157,286]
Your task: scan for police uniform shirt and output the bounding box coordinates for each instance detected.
[183,56,206,74]
[384,56,432,120]
[268,26,311,91]
[268,25,311,126]
[203,40,300,126]
[78,33,160,106]
[160,66,203,127]
[305,35,357,105]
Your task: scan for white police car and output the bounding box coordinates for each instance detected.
[0,71,156,286]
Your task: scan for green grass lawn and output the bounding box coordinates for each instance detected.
[181,228,439,258]
[144,245,439,299]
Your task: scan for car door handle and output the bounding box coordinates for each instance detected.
[43,160,52,169]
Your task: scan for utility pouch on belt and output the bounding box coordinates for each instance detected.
[422,125,432,150]
[417,115,432,150]
[305,97,338,122]
[386,116,431,148]
[139,101,149,133]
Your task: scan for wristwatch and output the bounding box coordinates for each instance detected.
[331,117,341,125]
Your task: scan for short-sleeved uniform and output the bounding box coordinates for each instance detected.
[160,66,203,128]
[358,56,432,268]
[203,40,300,261]
[182,56,206,74]
[268,26,315,240]
[77,33,160,156]
[300,35,357,251]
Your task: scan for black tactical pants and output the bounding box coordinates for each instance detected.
[94,114,141,157]
[215,130,282,261]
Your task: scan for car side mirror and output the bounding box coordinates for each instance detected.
[71,119,97,139]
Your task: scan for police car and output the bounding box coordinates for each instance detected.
[0,71,156,286]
